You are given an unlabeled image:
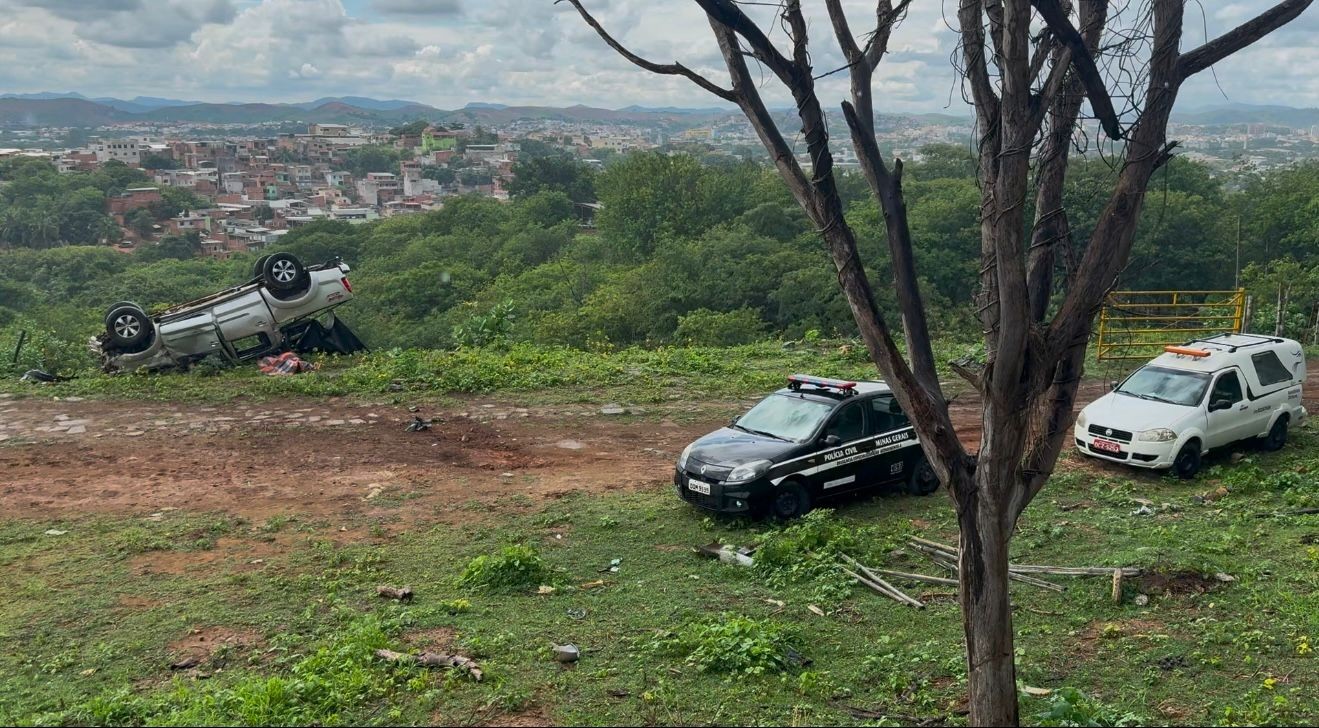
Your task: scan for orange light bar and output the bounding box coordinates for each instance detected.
[1164,346,1211,357]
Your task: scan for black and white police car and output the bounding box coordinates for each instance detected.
[674,374,938,518]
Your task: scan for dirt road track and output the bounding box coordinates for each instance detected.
[2,366,1315,521]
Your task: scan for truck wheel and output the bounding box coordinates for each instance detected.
[252,254,270,280]
[261,253,307,293]
[906,458,940,496]
[105,305,151,350]
[770,480,812,520]
[103,301,142,330]
[1264,418,1288,451]
[1173,441,1201,479]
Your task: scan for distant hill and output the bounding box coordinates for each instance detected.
[0,97,127,126]
[1174,103,1319,128]
[297,96,426,111]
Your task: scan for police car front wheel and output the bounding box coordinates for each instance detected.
[907,459,939,496]
[770,481,812,520]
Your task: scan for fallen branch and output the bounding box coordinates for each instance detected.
[1007,564,1143,577]
[866,567,960,587]
[841,567,924,609]
[907,540,1065,592]
[374,649,483,681]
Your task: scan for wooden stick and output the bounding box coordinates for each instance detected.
[1008,564,1143,577]
[913,546,1064,592]
[866,567,960,587]
[841,567,924,609]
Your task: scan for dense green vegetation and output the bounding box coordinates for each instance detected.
[3,150,1319,377]
[2,418,1316,725]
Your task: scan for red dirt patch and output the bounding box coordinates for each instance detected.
[406,627,457,652]
[1137,571,1220,596]
[116,594,162,609]
[168,625,262,668]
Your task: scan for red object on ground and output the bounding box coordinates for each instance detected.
[258,352,317,375]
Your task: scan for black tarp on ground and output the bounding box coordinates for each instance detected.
[283,315,368,356]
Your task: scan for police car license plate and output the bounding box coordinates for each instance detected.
[687,479,712,495]
[1092,438,1122,454]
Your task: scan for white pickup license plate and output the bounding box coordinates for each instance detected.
[1092,438,1122,454]
[687,479,712,495]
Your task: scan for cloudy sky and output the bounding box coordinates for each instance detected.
[0,0,1314,111]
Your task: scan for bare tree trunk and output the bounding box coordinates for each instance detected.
[956,466,1018,727]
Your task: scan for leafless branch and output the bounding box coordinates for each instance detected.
[1178,0,1315,79]
[556,0,737,102]
[1030,0,1123,139]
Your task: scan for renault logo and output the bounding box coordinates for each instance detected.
[1105,428,1113,436]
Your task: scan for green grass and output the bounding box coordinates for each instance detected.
[0,339,978,405]
[1,430,1317,725]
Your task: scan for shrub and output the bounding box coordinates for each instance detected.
[653,614,798,675]
[673,308,768,347]
[458,545,550,592]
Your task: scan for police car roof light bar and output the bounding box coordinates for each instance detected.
[787,374,857,394]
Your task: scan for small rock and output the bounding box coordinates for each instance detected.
[326,419,346,426]
[600,404,627,415]
[126,431,145,437]
[54,414,70,421]
[537,585,556,595]
[348,418,366,425]
[500,472,514,478]
[307,416,322,422]
[555,439,585,450]
[44,529,67,536]
[1213,572,1236,583]
[552,644,580,663]
[66,425,86,435]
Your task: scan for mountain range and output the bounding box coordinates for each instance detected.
[0,93,1316,131]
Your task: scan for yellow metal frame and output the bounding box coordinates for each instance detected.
[1097,289,1246,361]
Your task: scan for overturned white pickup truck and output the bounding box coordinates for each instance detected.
[94,253,363,373]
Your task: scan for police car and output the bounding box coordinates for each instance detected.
[1076,334,1307,478]
[674,374,938,518]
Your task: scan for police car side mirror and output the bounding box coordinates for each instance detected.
[1209,399,1231,412]
[1110,380,1119,391]
[823,434,841,447]
[729,415,740,427]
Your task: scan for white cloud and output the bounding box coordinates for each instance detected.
[0,0,1311,111]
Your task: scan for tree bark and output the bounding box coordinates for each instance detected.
[956,465,1018,727]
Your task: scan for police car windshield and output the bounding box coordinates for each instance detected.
[1117,365,1210,406]
[736,394,834,442]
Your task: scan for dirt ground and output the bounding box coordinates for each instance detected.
[1,368,1314,522]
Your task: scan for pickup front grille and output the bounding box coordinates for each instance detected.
[1088,424,1133,443]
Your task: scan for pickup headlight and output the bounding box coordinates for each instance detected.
[726,459,772,484]
[1137,428,1177,442]
[1076,411,1088,429]
[677,444,693,470]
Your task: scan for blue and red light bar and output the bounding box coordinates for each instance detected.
[788,374,857,393]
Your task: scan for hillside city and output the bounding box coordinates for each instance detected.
[1,98,1318,260]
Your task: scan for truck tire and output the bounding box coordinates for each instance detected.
[105,304,151,351]
[906,458,940,496]
[252,254,270,280]
[1263,417,1288,451]
[770,480,813,520]
[1173,441,1202,479]
[261,253,308,293]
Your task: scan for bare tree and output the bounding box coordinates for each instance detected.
[561,0,1314,723]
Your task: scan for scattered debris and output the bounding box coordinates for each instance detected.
[43,529,67,536]
[764,598,786,608]
[169,655,203,671]
[258,352,317,376]
[1112,569,1125,604]
[537,585,556,595]
[377,585,414,602]
[555,439,586,450]
[599,558,622,573]
[1022,686,1053,697]
[566,608,587,620]
[21,369,71,383]
[374,649,483,681]
[807,605,826,617]
[552,643,580,663]
[697,542,755,567]
[599,404,627,415]
[1135,594,1150,607]
[405,417,430,432]
[578,579,606,590]
[1213,572,1236,583]
[1131,504,1155,516]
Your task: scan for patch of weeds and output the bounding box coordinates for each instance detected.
[64,613,421,726]
[437,598,471,614]
[650,614,799,675]
[113,527,171,554]
[262,515,294,533]
[458,544,551,593]
[751,510,900,606]
[1028,687,1143,727]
